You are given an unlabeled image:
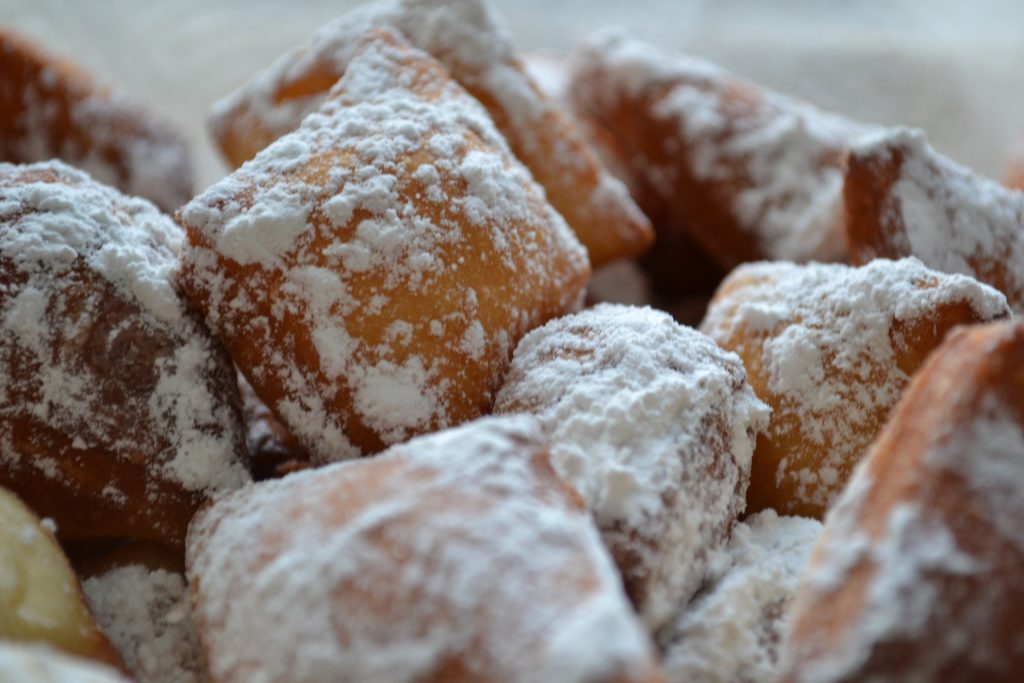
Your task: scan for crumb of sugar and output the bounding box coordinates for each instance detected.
[187,415,653,683]
[701,257,1009,512]
[494,303,770,630]
[661,510,822,683]
[571,30,876,263]
[84,566,208,683]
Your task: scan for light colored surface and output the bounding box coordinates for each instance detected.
[3,0,1023,190]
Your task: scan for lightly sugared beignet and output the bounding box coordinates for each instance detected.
[700,257,1009,519]
[0,28,193,214]
[845,127,1024,313]
[493,304,770,631]
[186,415,663,683]
[0,160,250,549]
[660,510,822,683]
[207,0,653,268]
[0,486,122,670]
[569,31,876,271]
[178,29,590,461]
[0,642,132,683]
[781,319,1024,682]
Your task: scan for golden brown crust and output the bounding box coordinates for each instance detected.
[783,320,1024,682]
[0,29,193,213]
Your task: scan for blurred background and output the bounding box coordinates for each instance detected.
[5,0,1023,188]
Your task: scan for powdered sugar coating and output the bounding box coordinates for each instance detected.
[84,566,207,683]
[569,31,875,265]
[186,415,658,683]
[181,31,588,462]
[494,304,770,630]
[661,510,822,683]
[0,643,131,683]
[0,29,193,214]
[701,257,1009,517]
[847,127,1024,313]
[0,160,249,544]
[209,0,652,268]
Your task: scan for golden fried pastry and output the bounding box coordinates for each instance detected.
[0,29,192,213]
[782,319,1024,683]
[208,0,652,268]
[0,161,250,549]
[700,258,1009,519]
[0,643,131,683]
[187,415,663,683]
[845,127,1024,312]
[0,487,122,669]
[660,510,821,683]
[494,304,769,631]
[569,31,874,272]
[179,29,590,461]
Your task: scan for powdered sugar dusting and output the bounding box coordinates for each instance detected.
[661,510,822,683]
[0,160,249,498]
[181,30,587,461]
[84,566,207,683]
[701,257,1009,513]
[187,415,655,683]
[494,304,769,630]
[853,128,1024,312]
[570,30,875,263]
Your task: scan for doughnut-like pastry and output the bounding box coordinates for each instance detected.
[186,415,663,683]
[84,562,206,683]
[0,29,192,214]
[0,161,250,549]
[845,127,1024,313]
[494,304,769,631]
[0,486,121,669]
[781,320,1024,683]
[569,31,873,271]
[700,258,1009,519]
[660,510,821,683]
[208,0,652,268]
[179,29,590,461]
[0,643,131,683]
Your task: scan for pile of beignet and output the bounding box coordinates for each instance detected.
[1,1,1023,682]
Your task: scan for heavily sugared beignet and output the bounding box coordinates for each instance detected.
[0,486,122,670]
[845,127,1024,312]
[0,643,131,683]
[494,304,769,631]
[0,29,193,214]
[660,510,821,683]
[208,0,653,268]
[0,161,250,548]
[186,415,662,683]
[700,258,1009,519]
[569,32,874,271]
[782,320,1024,683]
[179,30,589,461]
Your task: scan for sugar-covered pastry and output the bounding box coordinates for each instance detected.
[0,29,192,213]
[179,29,589,461]
[845,127,1024,312]
[186,415,662,683]
[208,0,652,268]
[0,642,131,683]
[701,258,1009,518]
[0,161,249,548]
[494,304,769,631]
[660,510,821,683]
[782,320,1024,682]
[569,31,875,271]
[0,486,122,669]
